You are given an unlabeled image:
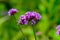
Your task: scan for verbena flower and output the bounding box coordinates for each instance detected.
[25,11,41,20]
[18,12,41,40]
[56,25,60,30]
[56,25,60,35]
[18,11,41,25]
[8,8,18,16]
[25,11,41,25]
[18,15,28,25]
[56,29,60,35]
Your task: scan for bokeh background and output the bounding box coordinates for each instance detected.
[0,0,60,40]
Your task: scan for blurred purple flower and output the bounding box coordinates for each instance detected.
[35,13,41,20]
[18,11,41,25]
[31,20,36,25]
[18,15,28,25]
[56,25,60,35]
[56,29,60,35]
[25,11,41,25]
[36,32,42,35]
[8,8,18,16]
[56,25,60,30]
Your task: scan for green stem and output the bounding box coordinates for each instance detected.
[18,25,27,40]
[13,15,17,21]
[32,25,36,40]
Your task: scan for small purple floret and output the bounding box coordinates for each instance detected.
[8,8,18,16]
[18,15,28,25]
[56,29,60,35]
[20,15,26,20]
[25,12,32,20]
[56,25,60,35]
[23,20,28,25]
[31,20,36,25]
[35,13,41,20]
[56,25,60,30]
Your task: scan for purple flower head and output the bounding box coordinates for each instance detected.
[18,20,28,25]
[35,13,41,20]
[8,8,18,16]
[18,15,28,25]
[23,20,28,25]
[31,20,36,25]
[25,12,32,20]
[56,29,60,35]
[25,12,36,20]
[18,11,41,25]
[25,11,41,21]
[20,15,26,20]
[31,12,41,20]
[56,25,60,30]
[30,12,36,17]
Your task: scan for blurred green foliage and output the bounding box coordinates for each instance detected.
[0,0,60,40]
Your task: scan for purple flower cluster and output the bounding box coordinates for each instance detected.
[25,12,41,20]
[8,8,18,16]
[18,11,41,25]
[56,25,60,35]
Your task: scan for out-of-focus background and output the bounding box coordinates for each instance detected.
[0,0,60,40]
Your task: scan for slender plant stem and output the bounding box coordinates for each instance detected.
[32,25,36,40]
[13,15,17,21]
[18,25,27,40]
[13,15,27,40]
